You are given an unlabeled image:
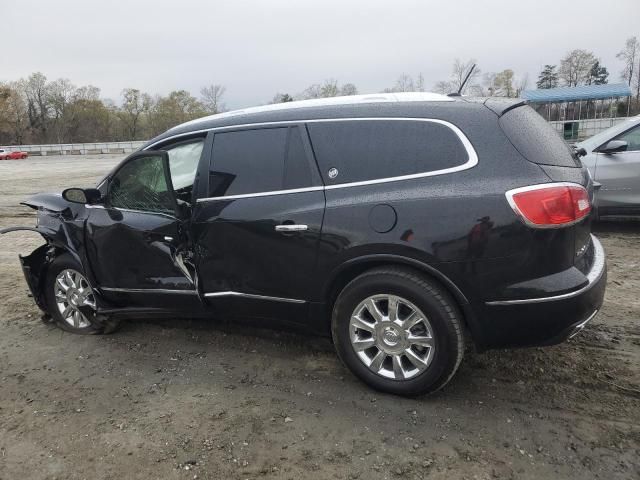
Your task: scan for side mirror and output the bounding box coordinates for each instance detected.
[62,187,102,205]
[597,140,628,154]
[574,147,587,157]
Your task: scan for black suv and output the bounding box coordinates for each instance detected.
[2,93,606,395]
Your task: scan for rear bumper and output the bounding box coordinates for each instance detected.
[475,235,606,349]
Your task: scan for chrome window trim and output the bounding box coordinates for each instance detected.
[198,186,324,202]
[85,204,178,220]
[486,235,605,306]
[101,287,197,295]
[204,291,306,304]
[505,182,591,229]
[167,117,478,204]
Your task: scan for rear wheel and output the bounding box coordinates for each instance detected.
[45,254,104,334]
[332,267,464,396]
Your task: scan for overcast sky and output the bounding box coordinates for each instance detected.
[3,0,639,109]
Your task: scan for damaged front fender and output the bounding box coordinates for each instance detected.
[1,226,67,314]
[1,193,93,315]
[18,244,52,312]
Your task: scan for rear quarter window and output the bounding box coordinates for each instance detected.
[307,119,470,184]
[499,106,580,168]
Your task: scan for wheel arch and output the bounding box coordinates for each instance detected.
[1,226,89,313]
[324,254,483,349]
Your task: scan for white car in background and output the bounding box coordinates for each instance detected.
[576,115,640,218]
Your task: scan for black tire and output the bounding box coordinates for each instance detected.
[331,266,464,396]
[44,253,105,334]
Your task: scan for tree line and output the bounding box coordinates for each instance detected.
[1,37,638,145]
[0,73,227,145]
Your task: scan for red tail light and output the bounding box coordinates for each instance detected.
[506,183,591,228]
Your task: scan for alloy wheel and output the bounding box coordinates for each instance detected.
[349,294,436,380]
[53,269,96,328]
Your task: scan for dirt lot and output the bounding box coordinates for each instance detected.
[0,155,638,480]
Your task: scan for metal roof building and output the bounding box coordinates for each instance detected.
[522,83,632,103]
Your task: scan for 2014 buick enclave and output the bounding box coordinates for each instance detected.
[1,92,606,395]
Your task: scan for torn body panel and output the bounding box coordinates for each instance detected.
[3,192,203,323]
[19,244,50,312]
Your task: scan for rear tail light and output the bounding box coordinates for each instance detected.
[506,183,591,228]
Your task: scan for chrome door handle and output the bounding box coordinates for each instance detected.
[275,224,308,232]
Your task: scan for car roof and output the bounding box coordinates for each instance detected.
[144,93,524,148]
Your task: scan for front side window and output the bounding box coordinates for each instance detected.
[166,139,205,202]
[614,125,640,152]
[108,155,175,215]
[209,126,313,197]
[307,119,470,184]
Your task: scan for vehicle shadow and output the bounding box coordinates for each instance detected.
[112,313,603,406]
[593,218,640,234]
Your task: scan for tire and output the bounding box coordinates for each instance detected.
[331,266,464,396]
[44,253,105,334]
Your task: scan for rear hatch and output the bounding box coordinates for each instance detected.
[497,104,594,273]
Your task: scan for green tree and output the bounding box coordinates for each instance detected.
[148,90,206,136]
[536,65,559,89]
[586,61,609,85]
[272,93,294,103]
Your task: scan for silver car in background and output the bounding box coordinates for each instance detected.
[577,115,640,218]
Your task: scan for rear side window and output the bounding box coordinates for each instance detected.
[307,120,469,184]
[209,126,313,197]
[499,106,580,168]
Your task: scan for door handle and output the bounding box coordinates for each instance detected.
[275,224,308,232]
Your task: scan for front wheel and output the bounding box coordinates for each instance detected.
[44,253,104,334]
[331,267,464,396]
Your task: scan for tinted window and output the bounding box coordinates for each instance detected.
[209,127,313,197]
[614,125,640,152]
[108,155,175,215]
[307,120,469,184]
[284,126,312,189]
[500,106,580,167]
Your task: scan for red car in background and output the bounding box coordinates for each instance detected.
[0,149,28,160]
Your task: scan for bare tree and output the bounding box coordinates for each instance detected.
[515,73,529,97]
[320,79,340,98]
[617,36,640,102]
[559,49,597,87]
[298,79,355,99]
[299,83,322,99]
[23,72,50,140]
[384,73,427,93]
[450,59,481,94]
[0,82,28,144]
[394,74,415,92]
[340,83,358,96]
[49,78,77,143]
[200,84,226,114]
[415,73,425,92]
[432,80,452,95]
[119,88,152,140]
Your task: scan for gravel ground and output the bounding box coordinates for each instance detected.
[0,155,638,480]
